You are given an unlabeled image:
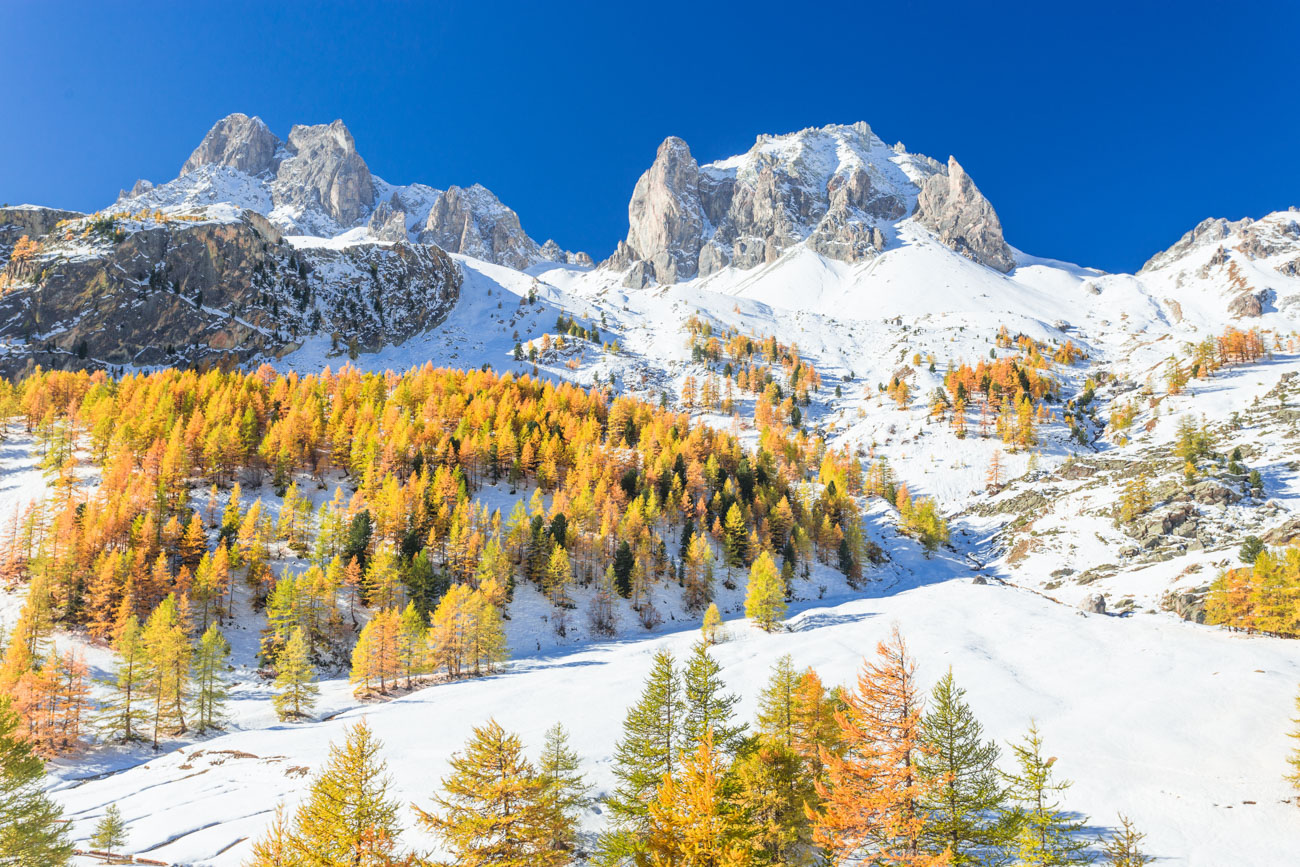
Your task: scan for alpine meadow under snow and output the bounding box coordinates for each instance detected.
[0,113,1298,866]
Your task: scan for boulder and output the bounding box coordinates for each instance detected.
[1080,593,1107,615]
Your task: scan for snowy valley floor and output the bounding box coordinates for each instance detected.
[43,565,1300,866]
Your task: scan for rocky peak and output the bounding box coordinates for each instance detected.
[625,136,705,283]
[611,123,944,286]
[418,184,540,270]
[914,156,1016,273]
[273,119,375,228]
[181,113,281,177]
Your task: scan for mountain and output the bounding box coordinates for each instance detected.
[603,122,1013,287]
[116,113,588,266]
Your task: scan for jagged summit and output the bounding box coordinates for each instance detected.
[604,121,1015,287]
[117,113,586,267]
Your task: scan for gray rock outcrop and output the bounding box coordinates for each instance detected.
[626,137,704,283]
[368,197,408,243]
[273,120,375,228]
[418,184,539,270]
[0,208,460,376]
[181,113,281,177]
[915,156,1016,273]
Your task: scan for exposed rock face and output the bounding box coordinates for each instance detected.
[0,208,460,376]
[418,184,540,270]
[539,239,593,267]
[626,137,704,283]
[915,156,1016,273]
[273,120,375,228]
[612,123,1000,285]
[368,197,408,243]
[0,205,84,265]
[181,113,281,177]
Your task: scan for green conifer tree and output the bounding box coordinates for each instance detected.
[538,723,591,843]
[89,803,128,856]
[192,623,231,732]
[682,640,746,755]
[600,649,686,863]
[273,626,319,722]
[101,609,147,743]
[917,669,1013,864]
[141,593,192,749]
[1005,722,1090,866]
[756,654,799,747]
[0,695,73,865]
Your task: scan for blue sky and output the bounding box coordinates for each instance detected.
[2,0,1297,272]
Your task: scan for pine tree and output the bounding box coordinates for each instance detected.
[644,729,751,867]
[745,550,786,632]
[292,720,402,867]
[101,609,146,743]
[273,626,319,721]
[683,640,746,755]
[0,695,73,865]
[702,602,724,645]
[417,718,569,867]
[1005,722,1089,866]
[192,623,231,732]
[1099,814,1152,867]
[89,803,128,856]
[917,669,1011,864]
[601,649,686,863]
[538,722,591,845]
[812,626,947,866]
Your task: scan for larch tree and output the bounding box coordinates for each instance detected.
[1099,814,1153,867]
[192,623,231,733]
[601,649,687,864]
[683,640,747,755]
[745,550,786,632]
[0,695,73,866]
[291,719,403,867]
[644,729,751,867]
[417,718,569,867]
[733,738,816,866]
[89,803,128,857]
[141,593,192,749]
[538,722,591,853]
[1004,722,1089,867]
[273,626,319,721]
[917,669,1012,865]
[101,609,146,743]
[701,602,724,646]
[757,654,800,748]
[246,802,294,867]
[812,626,948,866]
